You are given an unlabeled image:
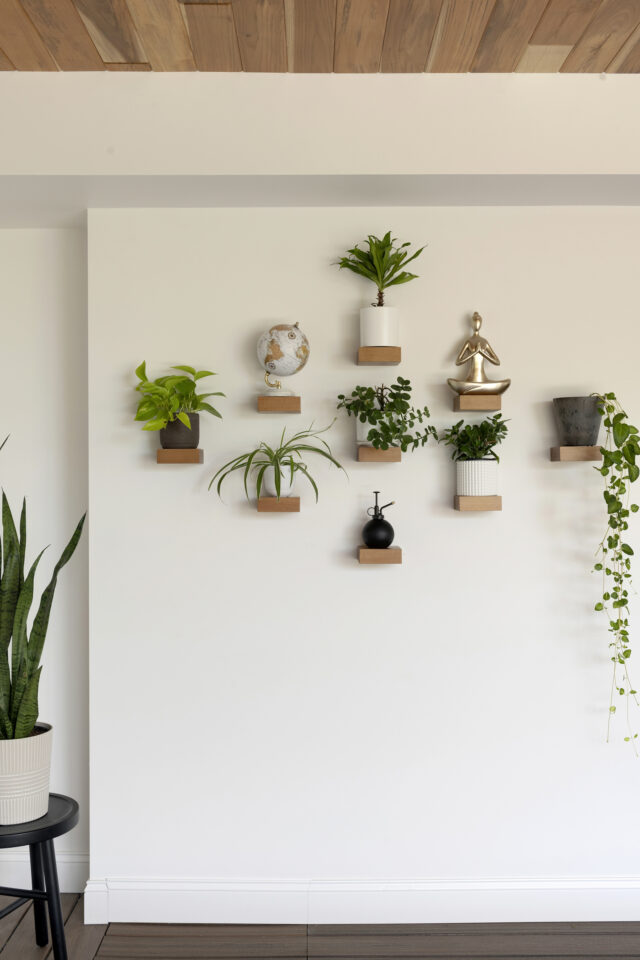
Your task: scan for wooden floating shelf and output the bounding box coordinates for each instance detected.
[359,546,402,565]
[257,395,301,413]
[454,495,502,512]
[357,446,401,463]
[257,497,300,513]
[550,446,602,462]
[357,346,401,366]
[453,395,502,412]
[157,449,203,464]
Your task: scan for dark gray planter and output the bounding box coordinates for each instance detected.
[552,396,602,446]
[160,413,199,449]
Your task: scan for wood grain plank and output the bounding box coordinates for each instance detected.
[561,0,640,71]
[310,931,640,955]
[334,0,390,72]
[0,0,57,69]
[381,0,443,71]
[19,0,104,69]
[530,0,603,44]
[357,445,401,462]
[289,0,336,72]
[185,3,242,70]
[99,933,305,956]
[1,893,79,959]
[427,0,495,71]
[607,15,640,68]
[73,0,147,63]
[309,921,640,935]
[125,0,196,69]
[516,42,573,70]
[105,60,151,69]
[359,546,402,564]
[551,445,602,461]
[257,496,300,512]
[107,923,307,937]
[472,0,550,71]
[455,495,502,511]
[232,0,287,71]
[453,394,502,410]
[0,47,15,68]
[0,896,30,950]
[61,895,107,960]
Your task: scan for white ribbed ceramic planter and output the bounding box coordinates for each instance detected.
[359,306,399,347]
[0,724,52,825]
[456,459,498,497]
[263,465,296,498]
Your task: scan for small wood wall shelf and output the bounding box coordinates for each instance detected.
[257,396,301,413]
[257,497,300,512]
[357,446,401,463]
[359,546,402,565]
[453,395,502,412]
[157,449,203,464]
[454,495,502,512]
[550,446,602,462]
[357,346,401,366]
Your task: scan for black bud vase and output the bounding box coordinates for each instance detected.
[362,491,395,549]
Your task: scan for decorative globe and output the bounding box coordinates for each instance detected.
[257,323,310,379]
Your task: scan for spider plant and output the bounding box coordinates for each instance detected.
[209,424,345,501]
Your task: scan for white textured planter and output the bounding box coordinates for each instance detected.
[0,723,52,825]
[456,459,498,497]
[356,419,374,446]
[359,306,399,347]
[263,465,296,498]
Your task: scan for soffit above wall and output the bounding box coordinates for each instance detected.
[0,0,639,74]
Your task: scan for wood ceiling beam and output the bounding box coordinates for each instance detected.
[0,47,15,69]
[561,0,640,72]
[530,0,603,45]
[381,0,443,72]
[427,0,495,71]
[20,0,104,69]
[287,0,336,73]
[125,0,196,70]
[472,0,550,72]
[0,0,57,69]
[334,0,390,72]
[73,0,146,64]
[185,2,242,70]
[231,0,287,72]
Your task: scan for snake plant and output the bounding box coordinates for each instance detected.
[0,494,85,740]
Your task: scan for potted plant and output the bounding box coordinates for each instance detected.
[336,232,425,347]
[210,424,345,501]
[592,393,640,750]
[0,495,84,824]
[134,362,225,449]
[553,396,602,446]
[337,378,437,452]
[440,414,508,496]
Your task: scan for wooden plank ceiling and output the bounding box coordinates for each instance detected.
[0,0,639,72]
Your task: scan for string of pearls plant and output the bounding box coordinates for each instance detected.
[593,393,640,751]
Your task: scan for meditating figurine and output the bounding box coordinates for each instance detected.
[447,312,511,396]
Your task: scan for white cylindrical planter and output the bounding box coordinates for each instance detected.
[456,459,498,497]
[359,306,399,347]
[0,724,52,825]
[356,419,373,446]
[263,464,296,498]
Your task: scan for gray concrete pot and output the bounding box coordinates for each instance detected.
[553,397,602,446]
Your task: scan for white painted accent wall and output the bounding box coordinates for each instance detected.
[0,229,88,889]
[86,206,640,923]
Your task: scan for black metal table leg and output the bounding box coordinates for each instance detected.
[28,843,48,946]
[41,839,67,960]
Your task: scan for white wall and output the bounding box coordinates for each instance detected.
[86,206,640,923]
[0,229,88,890]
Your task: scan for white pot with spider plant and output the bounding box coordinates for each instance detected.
[440,415,508,496]
[134,362,225,449]
[209,424,345,506]
[337,378,437,453]
[336,232,425,347]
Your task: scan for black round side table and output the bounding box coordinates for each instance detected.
[0,794,79,960]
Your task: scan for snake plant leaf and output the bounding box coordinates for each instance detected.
[2,493,18,575]
[10,656,28,728]
[0,549,19,715]
[14,666,41,739]
[0,704,13,740]
[11,549,46,701]
[18,499,26,590]
[27,515,86,678]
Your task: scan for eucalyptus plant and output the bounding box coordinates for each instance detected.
[134,362,224,432]
[593,393,640,750]
[336,232,425,306]
[0,495,85,740]
[210,424,345,501]
[337,378,437,452]
[440,414,509,461]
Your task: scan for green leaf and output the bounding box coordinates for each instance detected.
[621,544,634,556]
[14,667,41,739]
[595,602,604,611]
[172,365,196,377]
[176,412,191,429]
[142,420,166,431]
[134,361,147,381]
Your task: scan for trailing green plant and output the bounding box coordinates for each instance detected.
[337,378,437,452]
[593,393,640,751]
[336,232,425,307]
[440,414,508,461]
[0,495,85,740]
[134,362,224,432]
[210,424,345,501]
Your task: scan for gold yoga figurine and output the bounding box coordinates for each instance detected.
[447,312,511,396]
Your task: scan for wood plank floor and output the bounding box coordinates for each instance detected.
[3,896,640,958]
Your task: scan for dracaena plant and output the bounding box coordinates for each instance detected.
[210,424,344,501]
[0,495,85,740]
[337,378,437,452]
[440,415,509,461]
[134,362,224,432]
[592,393,640,751]
[336,232,425,307]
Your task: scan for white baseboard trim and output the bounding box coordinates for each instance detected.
[83,876,640,925]
[0,850,88,893]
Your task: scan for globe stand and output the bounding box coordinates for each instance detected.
[257,372,301,413]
